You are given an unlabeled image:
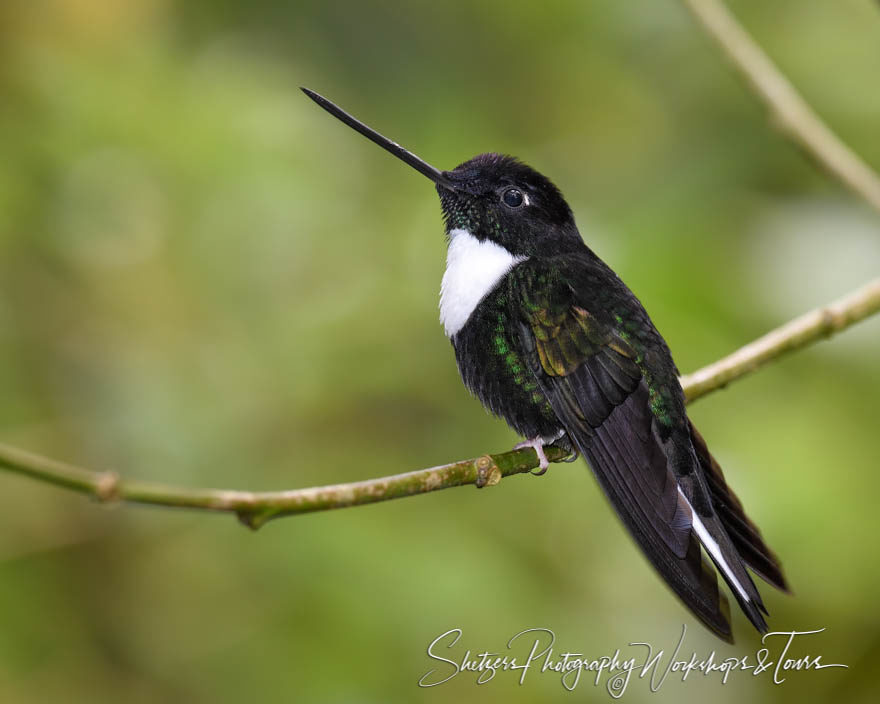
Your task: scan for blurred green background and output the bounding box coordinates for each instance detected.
[1,0,878,702]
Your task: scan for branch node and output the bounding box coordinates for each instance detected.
[820,307,843,335]
[95,471,121,503]
[474,455,501,488]
[237,510,270,531]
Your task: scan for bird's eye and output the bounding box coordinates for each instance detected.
[502,188,525,208]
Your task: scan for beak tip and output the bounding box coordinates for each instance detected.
[301,87,321,104]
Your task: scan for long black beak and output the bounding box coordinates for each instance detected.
[301,88,455,191]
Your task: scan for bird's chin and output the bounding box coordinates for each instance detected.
[444,227,467,244]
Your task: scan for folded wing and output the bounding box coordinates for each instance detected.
[514,258,784,640]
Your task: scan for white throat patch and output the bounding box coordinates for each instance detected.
[439,228,525,338]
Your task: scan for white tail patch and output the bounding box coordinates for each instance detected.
[439,228,526,337]
[678,487,751,603]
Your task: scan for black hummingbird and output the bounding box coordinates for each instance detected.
[302,88,788,642]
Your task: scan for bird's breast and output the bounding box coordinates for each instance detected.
[439,228,525,338]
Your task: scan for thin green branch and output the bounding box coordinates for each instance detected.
[681,278,880,402]
[682,0,880,216]
[0,440,570,530]
[1,277,878,529]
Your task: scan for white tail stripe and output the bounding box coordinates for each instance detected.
[678,487,751,603]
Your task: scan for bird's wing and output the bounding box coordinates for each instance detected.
[512,256,763,640]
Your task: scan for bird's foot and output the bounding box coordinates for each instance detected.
[514,437,551,475]
[561,447,580,463]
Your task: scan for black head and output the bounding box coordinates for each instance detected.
[438,153,580,257]
[301,88,582,257]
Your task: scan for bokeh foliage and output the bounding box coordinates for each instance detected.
[0,1,878,702]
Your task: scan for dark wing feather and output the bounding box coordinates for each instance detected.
[516,276,736,639]
[585,384,734,640]
[510,254,791,640]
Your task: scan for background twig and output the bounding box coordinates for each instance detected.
[1,278,878,529]
[682,0,880,216]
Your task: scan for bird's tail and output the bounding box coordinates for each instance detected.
[689,422,789,595]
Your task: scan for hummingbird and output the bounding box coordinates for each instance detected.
[301,88,788,642]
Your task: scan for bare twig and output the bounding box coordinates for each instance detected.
[682,0,880,216]
[681,278,880,402]
[0,442,568,530]
[1,277,878,529]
